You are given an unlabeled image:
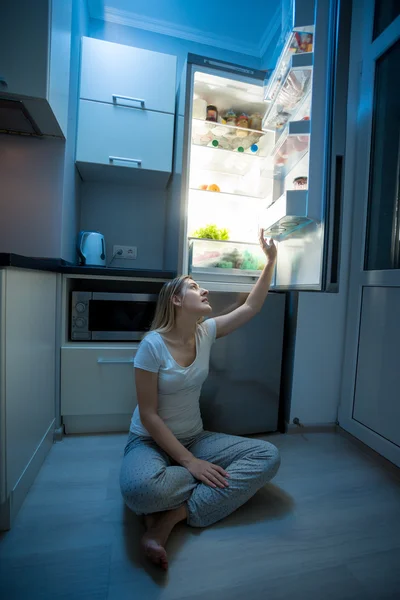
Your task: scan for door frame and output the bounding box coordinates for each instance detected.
[338,1,400,467]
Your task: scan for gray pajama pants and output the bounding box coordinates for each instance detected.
[119,430,281,528]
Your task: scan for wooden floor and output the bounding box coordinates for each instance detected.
[1,431,400,600]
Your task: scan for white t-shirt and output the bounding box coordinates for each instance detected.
[130,318,217,439]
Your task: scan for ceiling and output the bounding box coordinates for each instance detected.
[87,0,282,58]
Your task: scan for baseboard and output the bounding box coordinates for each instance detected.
[10,419,55,527]
[286,422,338,434]
[63,414,131,434]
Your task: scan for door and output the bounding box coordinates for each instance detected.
[271,0,351,291]
[338,1,400,467]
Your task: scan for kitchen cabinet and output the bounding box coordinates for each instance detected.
[79,37,176,114]
[76,99,174,185]
[61,346,138,433]
[76,37,176,186]
[0,268,58,530]
[0,0,72,137]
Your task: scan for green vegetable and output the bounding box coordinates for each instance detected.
[241,250,260,270]
[216,261,234,269]
[193,224,229,240]
[218,248,243,269]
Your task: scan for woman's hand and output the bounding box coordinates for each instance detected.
[259,228,277,263]
[184,457,229,488]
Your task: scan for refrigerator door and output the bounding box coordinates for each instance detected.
[268,0,351,291]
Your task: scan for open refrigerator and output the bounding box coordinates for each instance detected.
[174,0,347,292]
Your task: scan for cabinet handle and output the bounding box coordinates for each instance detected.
[97,358,135,365]
[112,94,145,108]
[109,156,142,167]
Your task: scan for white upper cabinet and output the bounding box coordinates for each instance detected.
[80,37,176,115]
[76,99,174,185]
[76,37,177,186]
[0,0,72,137]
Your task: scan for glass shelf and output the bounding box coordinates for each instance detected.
[188,238,267,276]
[260,190,312,241]
[262,53,313,132]
[271,119,311,179]
[189,187,268,201]
[190,143,274,180]
[191,118,271,155]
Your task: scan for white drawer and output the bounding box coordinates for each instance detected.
[80,37,176,115]
[61,347,138,416]
[76,99,174,174]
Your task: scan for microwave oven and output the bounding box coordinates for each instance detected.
[70,291,158,341]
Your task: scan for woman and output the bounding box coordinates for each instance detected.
[120,230,281,570]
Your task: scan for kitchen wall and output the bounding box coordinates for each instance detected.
[89,19,263,79]
[0,135,65,257]
[61,0,89,262]
[80,182,166,270]
[289,290,349,426]
[0,0,88,261]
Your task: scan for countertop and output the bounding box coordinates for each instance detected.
[0,253,176,279]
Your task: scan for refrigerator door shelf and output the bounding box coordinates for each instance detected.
[188,238,266,277]
[262,190,312,241]
[271,120,311,179]
[263,53,313,132]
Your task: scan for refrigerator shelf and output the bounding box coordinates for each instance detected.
[193,118,264,137]
[189,187,269,201]
[271,120,311,179]
[188,237,266,276]
[191,118,271,156]
[261,190,312,241]
[190,143,273,180]
[262,53,313,133]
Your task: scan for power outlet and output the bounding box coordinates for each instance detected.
[113,245,137,260]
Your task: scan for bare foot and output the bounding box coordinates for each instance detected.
[141,505,187,570]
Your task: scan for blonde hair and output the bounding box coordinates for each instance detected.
[150,275,192,334]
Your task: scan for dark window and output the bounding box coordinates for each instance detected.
[365,40,400,270]
[373,0,400,39]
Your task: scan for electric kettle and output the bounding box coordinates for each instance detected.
[77,231,106,266]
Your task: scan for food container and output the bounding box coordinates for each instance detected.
[224,110,237,126]
[193,98,207,120]
[236,113,249,137]
[189,238,266,275]
[249,113,262,131]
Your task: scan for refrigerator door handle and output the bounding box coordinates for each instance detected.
[326,154,344,292]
